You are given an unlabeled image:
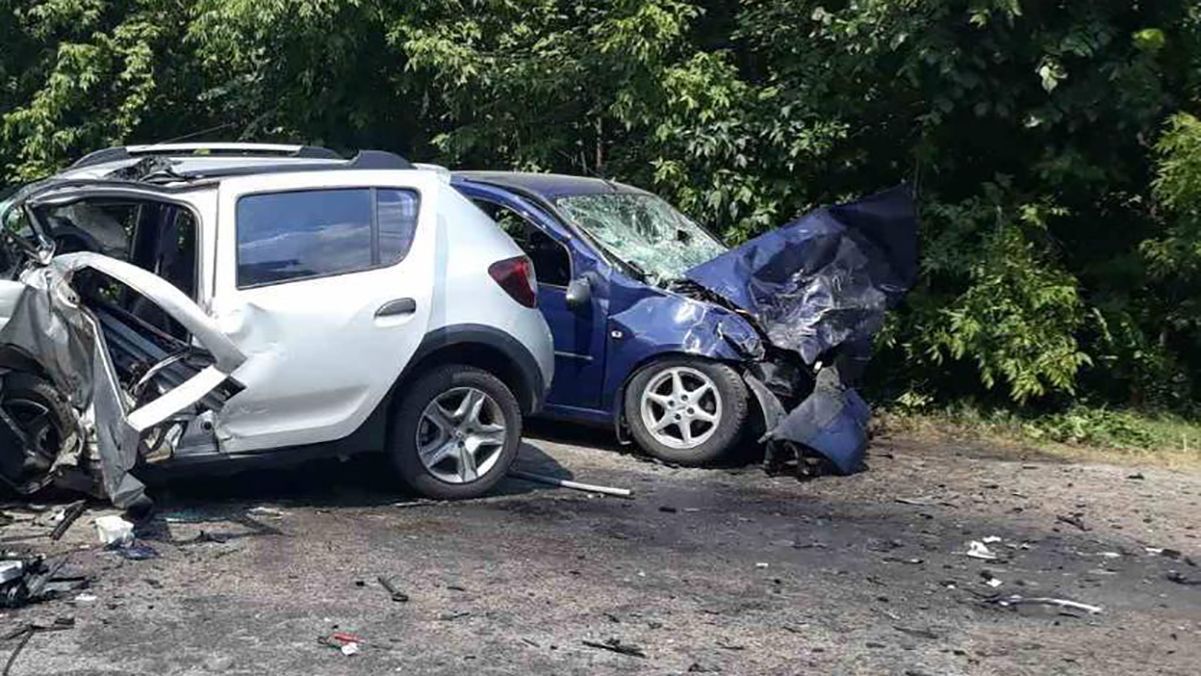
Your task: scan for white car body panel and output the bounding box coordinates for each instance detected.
[0,280,22,332]
[209,170,545,452]
[2,152,554,499]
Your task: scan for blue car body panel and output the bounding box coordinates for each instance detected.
[452,173,917,474]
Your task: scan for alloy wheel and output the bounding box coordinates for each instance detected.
[639,366,722,450]
[415,387,507,484]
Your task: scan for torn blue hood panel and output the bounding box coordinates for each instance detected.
[684,186,917,365]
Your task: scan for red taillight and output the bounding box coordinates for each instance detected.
[488,256,538,308]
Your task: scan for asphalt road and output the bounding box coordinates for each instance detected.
[1,423,1198,675]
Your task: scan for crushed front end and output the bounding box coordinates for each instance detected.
[683,186,918,475]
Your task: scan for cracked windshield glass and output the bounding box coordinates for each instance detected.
[556,193,726,285]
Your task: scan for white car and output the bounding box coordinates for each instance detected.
[0,143,554,508]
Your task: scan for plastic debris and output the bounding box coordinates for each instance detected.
[0,554,88,609]
[377,576,409,602]
[981,535,1002,544]
[989,595,1102,615]
[94,515,134,547]
[49,500,87,541]
[582,637,647,658]
[1056,514,1088,531]
[112,542,158,561]
[320,631,363,656]
[964,541,998,560]
[1166,570,1199,586]
[507,470,633,498]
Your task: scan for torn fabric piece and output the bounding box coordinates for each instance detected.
[684,186,917,365]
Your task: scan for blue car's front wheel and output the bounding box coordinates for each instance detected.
[624,358,748,466]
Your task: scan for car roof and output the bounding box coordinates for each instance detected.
[53,143,413,183]
[452,171,650,201]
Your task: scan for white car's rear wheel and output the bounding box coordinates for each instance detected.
[390,365,521,499]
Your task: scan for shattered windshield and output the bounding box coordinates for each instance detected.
[555,193,726,284]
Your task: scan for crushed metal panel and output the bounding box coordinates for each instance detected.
[684,186,917,365]
[0,252,248,507]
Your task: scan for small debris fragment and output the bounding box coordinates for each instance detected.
[508,470,633,498]
[94,515,134,547]
[893,625,940,640]
[1056,514,1088,531]
[1166,570,1199,586]
[582,637,646,658]
[988,595,1102,615]
[49,501,87,541]
[980,571,1003,588]
[248,506,288,518]
[755,562,769,569]
[377,576,408,602]
[319,631,363,655]
[1126,473,1145,480]
[964,541,998,561]
[981,535,1002,544]
[111,542,159,561]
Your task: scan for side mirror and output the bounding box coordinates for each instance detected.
[565,276,592,310]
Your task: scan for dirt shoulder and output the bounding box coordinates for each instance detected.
[0,427,1197,675]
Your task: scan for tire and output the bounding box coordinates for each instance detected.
[389,365,522,500]
[624,357,749,466]
[0,372,77,494]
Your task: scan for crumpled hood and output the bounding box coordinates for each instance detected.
[684,186,918,364]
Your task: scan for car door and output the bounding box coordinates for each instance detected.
[466,190,609,413]
[210,170,439,453]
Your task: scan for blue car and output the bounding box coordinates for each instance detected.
[451,172,916,472]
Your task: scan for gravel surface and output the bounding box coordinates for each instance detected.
[0,424,1197,675]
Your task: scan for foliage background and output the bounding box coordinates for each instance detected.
[2,0,1199,418]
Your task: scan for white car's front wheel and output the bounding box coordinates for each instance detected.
[389,365,521,499]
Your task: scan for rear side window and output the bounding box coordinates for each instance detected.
[236,188,420,288]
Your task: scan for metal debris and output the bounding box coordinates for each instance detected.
[963,541,998,561]
[582,637,647,658]
[508,470,633,498]
[377,576,409,602]
[988,595,1102,615]
[48,500,87,541]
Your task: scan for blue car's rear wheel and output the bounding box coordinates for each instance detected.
[624,358,748,466]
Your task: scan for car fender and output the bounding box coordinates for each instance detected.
[602,289,763,417]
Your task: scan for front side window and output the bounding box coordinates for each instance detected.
[236,188,419,288]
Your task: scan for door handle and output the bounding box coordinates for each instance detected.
[376,298,417,317]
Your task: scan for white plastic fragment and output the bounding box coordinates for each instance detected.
[964,541,998,560]
[340,642,360,656]
[982,535,1002,544]
[755,562,769,569]
[73,593,98,603]
[0,561,24,584]
[94,515,134,546]
[994,595,1103,615]
[986,577,1003,588]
